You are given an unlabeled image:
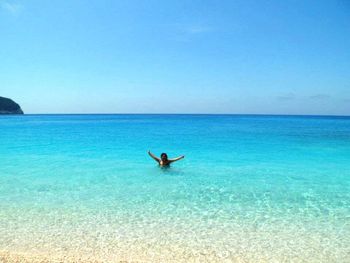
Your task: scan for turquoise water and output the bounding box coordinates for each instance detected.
[0,114,349,262]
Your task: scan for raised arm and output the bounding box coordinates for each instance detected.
[168,155,185,163]
[148,150,160,163]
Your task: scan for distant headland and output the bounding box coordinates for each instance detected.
[0,96,24,114]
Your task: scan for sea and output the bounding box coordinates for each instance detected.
[0,114,349,262]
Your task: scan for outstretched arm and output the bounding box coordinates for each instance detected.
[169,155,185,163]
[148,151,160,163]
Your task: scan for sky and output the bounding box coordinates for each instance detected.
[1,0,350,115]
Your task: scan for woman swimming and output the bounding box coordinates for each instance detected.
[148,151,185,166]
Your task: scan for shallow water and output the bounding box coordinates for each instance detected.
[0,114,349,262]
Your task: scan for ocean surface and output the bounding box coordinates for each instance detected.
[0,114,349,262]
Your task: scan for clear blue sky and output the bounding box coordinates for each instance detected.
[1,0,349,114]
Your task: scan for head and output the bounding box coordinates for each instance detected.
[160,153,168,161]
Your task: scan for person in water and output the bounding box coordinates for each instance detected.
[148,151,185,166]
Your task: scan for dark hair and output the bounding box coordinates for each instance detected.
[161,153,168,158]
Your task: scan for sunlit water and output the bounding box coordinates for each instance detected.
[0,115,349,262]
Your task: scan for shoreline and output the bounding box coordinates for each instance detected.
[0,251,115,263]
[1,245,347,263]
[0,249,246,263]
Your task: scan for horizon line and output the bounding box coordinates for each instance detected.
[9,113,350,117]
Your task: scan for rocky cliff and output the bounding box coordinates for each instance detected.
[0,96,24,114]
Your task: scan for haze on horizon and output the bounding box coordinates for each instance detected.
[1,0,349,115]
